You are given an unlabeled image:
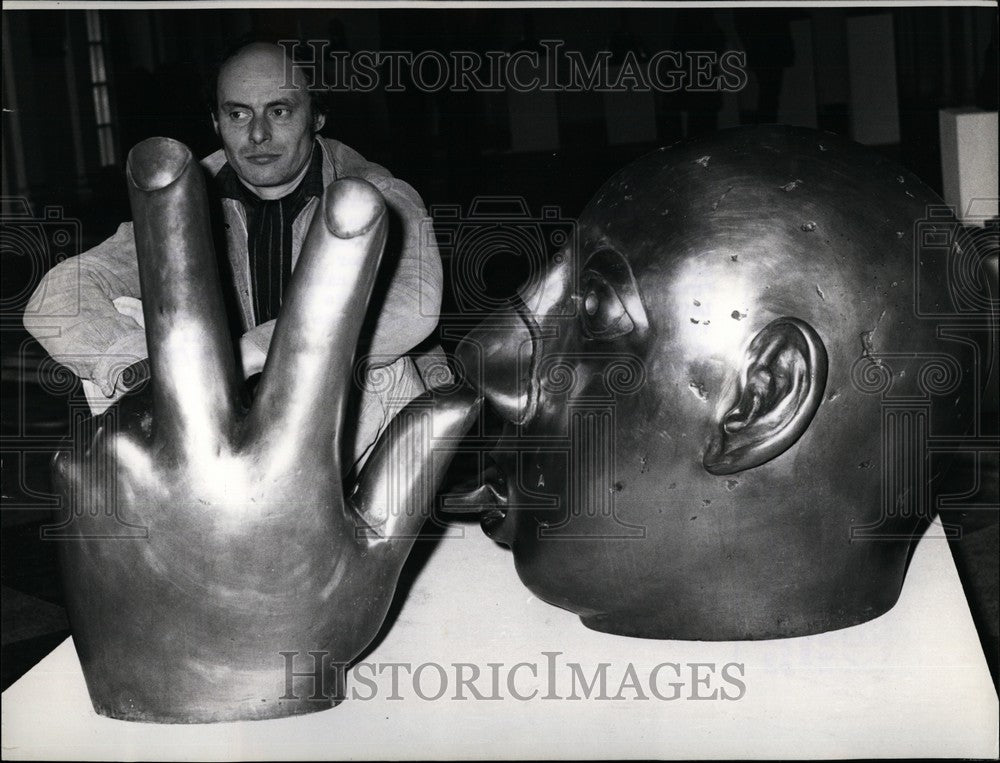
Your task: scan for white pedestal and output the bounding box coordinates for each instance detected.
[2,520,997,760]
[939,107,1000,224]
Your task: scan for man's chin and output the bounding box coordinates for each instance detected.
[234,162,292,189]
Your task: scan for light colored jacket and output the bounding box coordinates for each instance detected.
[23,137,445,470]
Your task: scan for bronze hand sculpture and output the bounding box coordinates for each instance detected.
[455,125,988,640]
[54,137,480,723]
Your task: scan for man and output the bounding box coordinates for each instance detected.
[24,40,443,471]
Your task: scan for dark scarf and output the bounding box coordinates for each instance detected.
[216,143,325,324]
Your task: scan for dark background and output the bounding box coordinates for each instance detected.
[3,7,996,243]
[1,6,997,691]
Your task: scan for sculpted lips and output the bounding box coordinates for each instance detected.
[245,154,280,165]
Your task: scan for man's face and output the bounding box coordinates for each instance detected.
[213,43,324,190]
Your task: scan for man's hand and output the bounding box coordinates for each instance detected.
[112,295,145,329]
[53,138,478,724]
[239,323,272,379]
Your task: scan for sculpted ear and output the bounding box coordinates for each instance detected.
[703,317,827,475]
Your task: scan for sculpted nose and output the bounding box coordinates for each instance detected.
[454,301,538,425]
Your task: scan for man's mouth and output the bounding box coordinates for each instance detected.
[245,154,280,165]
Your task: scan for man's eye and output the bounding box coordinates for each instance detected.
[229,110,250,123]
[271,107,291,119]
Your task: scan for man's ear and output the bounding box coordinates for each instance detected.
[703,317,827,475]
[313,112,326,134]
[211,111,220,136]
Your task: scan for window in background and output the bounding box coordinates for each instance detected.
[86,10,116,167]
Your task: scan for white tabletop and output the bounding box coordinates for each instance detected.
[2,519,997,761]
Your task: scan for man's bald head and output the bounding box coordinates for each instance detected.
[207,38,328,123]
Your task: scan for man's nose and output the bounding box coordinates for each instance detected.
[249,114,271,145]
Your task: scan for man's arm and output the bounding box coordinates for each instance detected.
[363,175,443,362]
[23,222,148,397]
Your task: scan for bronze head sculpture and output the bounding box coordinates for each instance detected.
[456,125,983,640]
[53,137,479,723]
